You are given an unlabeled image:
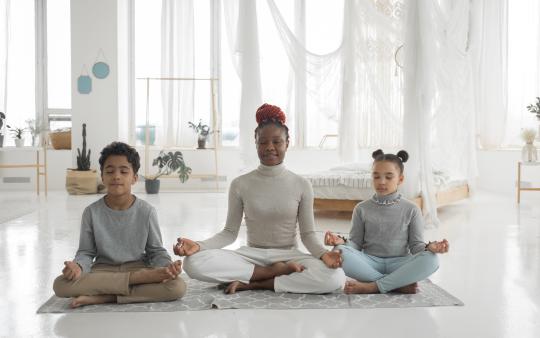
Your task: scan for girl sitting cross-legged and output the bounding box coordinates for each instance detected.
[325,149,449,294]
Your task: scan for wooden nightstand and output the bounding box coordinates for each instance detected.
[517,161,540,203]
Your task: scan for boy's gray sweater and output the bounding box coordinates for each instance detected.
[74,197,171,273]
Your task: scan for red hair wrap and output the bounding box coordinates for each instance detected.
[256,103,286,125]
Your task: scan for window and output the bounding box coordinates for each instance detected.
[133,0,213,147]
[219,0,344,148]
[46,0,72,132]
[46,0,71,110]
[0,0,71,146]
[3,0,35,145]
[506,0,540,146]
[131,0,345,149]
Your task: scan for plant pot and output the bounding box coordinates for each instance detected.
[14,138,24,147]
[66,169,99,195]
[145,179,160,194]
[197,138,207,149]
[522,142,538,162]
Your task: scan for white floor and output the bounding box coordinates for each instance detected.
[1,189,539,338]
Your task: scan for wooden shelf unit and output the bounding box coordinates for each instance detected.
[0,146,48,195]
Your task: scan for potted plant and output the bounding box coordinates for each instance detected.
[144,150,192,194]
[66,123,99,194]
[527,97,540,140]
[521,128,538,162]
[0,112,9,147]
[526,97,540,120]
[188,119,212,149]
[9,126,26,147]
[25,118,46,147]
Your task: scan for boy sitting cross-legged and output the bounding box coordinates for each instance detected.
[53,142,185,308]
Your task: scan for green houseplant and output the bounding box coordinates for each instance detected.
[0,112,10,147]
[66,123,99,195]
[9,126,26,147]
[188,119,212,149]
[527,97,540,120]
[527,97,540,141]
[144,150,192,194]
[76,123,91,171]
[25,118,46,147]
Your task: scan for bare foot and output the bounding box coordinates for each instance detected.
[129,268,173,285]
[225,281,250,294]
[393,282,419,294]
[343,280,379,294]
[70,295,116,308]
[271,261,305,276]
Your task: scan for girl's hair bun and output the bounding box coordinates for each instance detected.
[396,150,409,163]
[256,103,286,125]
[372,149,384,159]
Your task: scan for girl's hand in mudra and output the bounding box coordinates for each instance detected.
[324,231,345,246]
[426,239,449,254]
[321,250,343,269]
[173,237,200,257]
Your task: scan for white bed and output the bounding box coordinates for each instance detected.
[303,163,469,212]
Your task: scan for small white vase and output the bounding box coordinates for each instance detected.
[14,138,24,147]
[522,142,538,162]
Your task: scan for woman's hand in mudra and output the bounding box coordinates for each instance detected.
[324,231,345,246]
[173,237,200,257]
[321,250,342,269]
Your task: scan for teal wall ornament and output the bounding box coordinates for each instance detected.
[92,61,110,79]
[92,49,110,79]
[77,65,92,94]
[77,75,92,94]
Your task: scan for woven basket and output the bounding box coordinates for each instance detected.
[50,130,71,149]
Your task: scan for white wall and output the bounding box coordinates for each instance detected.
[70,0,119,170]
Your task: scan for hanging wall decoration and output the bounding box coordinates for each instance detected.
[92,49,110,79]
[77,65,92,94]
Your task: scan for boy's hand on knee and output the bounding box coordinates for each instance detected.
[324,231,345,246]
[173,238,200,256]
[163,260,182,282]
[321,250,343,269]
[62,261,82,281]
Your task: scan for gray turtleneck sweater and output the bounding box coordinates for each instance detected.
[74,197,172,273]
[198,163,328,258]
[346,191,426,257]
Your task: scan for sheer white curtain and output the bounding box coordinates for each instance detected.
[403,0,478,225]
[472,0,508,148]
[0,0,9,118]
[219,0,479,225]
[222,0,262,167]
[267,0,404,161]
[160,0,194,146]
[506,0,540,145]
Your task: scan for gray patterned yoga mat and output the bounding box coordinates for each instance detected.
[37,276,463,313]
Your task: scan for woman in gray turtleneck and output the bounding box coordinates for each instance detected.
[173,104,345,294]
[326,149,450,294]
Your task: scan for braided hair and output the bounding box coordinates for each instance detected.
[254,103,290,142]
[372,149,409,174]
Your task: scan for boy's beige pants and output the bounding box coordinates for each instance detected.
[53,261,186,303]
